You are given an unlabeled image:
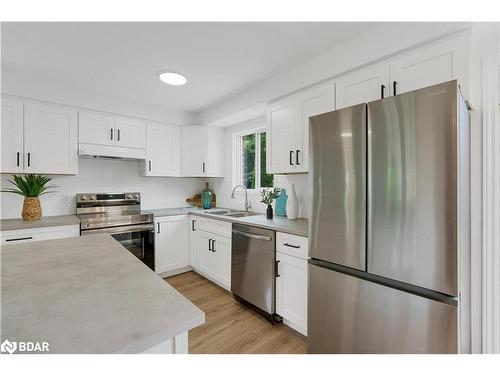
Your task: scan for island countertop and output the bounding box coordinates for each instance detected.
[1,234,204,354]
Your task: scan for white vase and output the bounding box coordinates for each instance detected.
[286,184,298,220]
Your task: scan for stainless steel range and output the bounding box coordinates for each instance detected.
[76,192,155,270]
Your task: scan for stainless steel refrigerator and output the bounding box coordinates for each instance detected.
[308,80,471,354]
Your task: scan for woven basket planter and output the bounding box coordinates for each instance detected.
[22,197,42,221]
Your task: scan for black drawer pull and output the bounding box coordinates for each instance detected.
[275,260,280,277]
[284,243,300,249]
[6,236,33,242]
[192,220,196,231]
[148,160,152,171]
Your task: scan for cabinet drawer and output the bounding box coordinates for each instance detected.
[276,232,308,259]
[195,217,232,238]
[1,225,80,245]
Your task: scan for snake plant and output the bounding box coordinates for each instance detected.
[1,174,57,197]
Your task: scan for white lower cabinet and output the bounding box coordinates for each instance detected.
[192,216,231,291]
[276,232,308,336]
[0,225,80,245]
[154,215,189,274]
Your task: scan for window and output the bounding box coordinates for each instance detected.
[236,130,273,190]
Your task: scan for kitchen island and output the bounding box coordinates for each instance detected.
[1,234,204,354]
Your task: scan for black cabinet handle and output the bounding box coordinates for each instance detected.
[16,152,20,167]
[6,236,33,242]
[284,243,300,249]
[27,153,31,167]
[117,129,121,141]
[289,150,294,166]
[202,162,206,173]
[381,84,385,99]
[393,81,397,96]
[212,239,216,252]
[209,239,214,251]
[148,160,152,171]
[110,128,113,141]
[275,260,280,277]
[157,223,160,234]
[192,220,196,231]
[296,150,300,165]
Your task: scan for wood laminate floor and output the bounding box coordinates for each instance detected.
[165,271,308,354]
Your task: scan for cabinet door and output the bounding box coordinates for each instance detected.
[389,35,468,96]
[188,217,198,268]
[1,98,24,173]
[115,117,146,149]
[266,97,298,174]
[181,126,208,177]
[276,252,308,335]
[206,127,225,177]
[196,230,215,277]
[212,234,231,290]
[78,111,115,146]
[155,216,189,274]
[145,122,180,176]
[336,63,390,109]
[24,102,78,174]
[298,81,336,172]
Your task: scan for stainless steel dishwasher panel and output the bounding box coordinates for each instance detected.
[231,223,276,315]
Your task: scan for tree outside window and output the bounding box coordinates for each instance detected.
[239,131,273,190]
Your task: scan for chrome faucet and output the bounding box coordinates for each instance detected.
[231,184,251,212]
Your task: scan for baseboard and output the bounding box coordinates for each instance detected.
[158,266,194,278]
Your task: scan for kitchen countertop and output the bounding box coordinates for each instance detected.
[1,234,205,354]
[0,214,80,232]
[147,207,203,217]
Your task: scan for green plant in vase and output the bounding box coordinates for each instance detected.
[1,174,57,221]
[260,187,282,220]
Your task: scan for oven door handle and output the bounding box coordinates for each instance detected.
[81,223,154,236]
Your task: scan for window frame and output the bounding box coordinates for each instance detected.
[233,127,273,193]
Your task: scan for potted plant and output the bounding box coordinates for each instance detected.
[1,174,57,221]
[260,187,282,220]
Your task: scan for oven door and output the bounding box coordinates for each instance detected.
[81,223,155,271]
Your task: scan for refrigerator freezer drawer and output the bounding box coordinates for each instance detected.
[308,263,458,353]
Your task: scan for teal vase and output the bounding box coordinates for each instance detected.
[201,182,213,209]
[275,189,288,217]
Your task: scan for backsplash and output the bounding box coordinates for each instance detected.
[0,158,205,219]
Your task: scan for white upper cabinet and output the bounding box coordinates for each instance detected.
[23,102,78,174]
[298,82,336,172]
[389,35,469,96]
[181,126,224,177]
[114,117,146,149]
[266,97,298,174]
[78,111,115,146]
[78,110,146,159]
[154,215,189,274]
[1,98,24,173]
[267,80,335,174]
[336,63,390,109]
[144,121,180,177]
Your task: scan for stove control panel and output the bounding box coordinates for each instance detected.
[76,192,141,204]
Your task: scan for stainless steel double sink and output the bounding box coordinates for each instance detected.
[201,208,259,218]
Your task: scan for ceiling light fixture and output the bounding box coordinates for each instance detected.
[158,71,187,86]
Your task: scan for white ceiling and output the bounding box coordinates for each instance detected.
[1,22,380,113]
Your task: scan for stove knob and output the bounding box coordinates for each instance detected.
[90,195,96,200]
[126,194,132,200]
[81,196,87,201]
[133,194,139,200]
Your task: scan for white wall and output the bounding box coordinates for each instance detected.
[0,158,206,219]
[211,116,310,218]
[201,23,470,126]
[1,68,198,126]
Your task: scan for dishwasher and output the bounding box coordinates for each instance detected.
[231,223,281,322]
